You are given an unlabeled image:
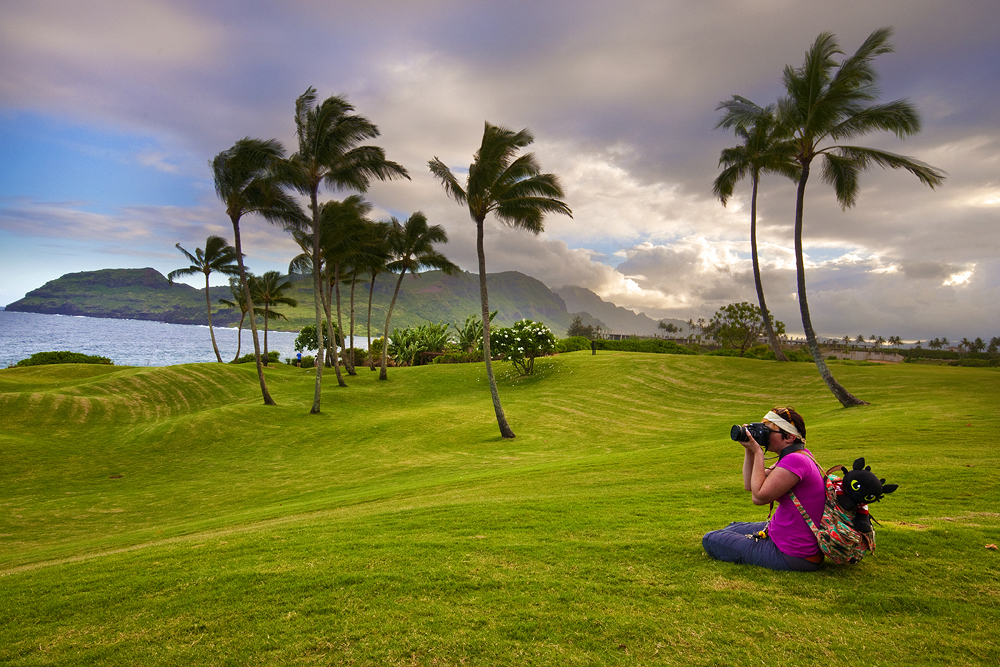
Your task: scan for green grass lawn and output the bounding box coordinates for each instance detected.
[1,353,998,665]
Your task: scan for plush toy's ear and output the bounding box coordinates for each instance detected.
[853,457,866,471]
[882,484,898,494]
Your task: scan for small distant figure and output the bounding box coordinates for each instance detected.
[591,340,597,355]
[296,352,302,367]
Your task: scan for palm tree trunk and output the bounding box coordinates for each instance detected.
[476,217,515,438]
[205,273,223,363]
[368,271,378,371]
[232,313,245,363]
[231,216,274,405]
[380,269,408,380]
[263,307,270,366]
[331,264,347,386]
[310,194,324,414]
[794,164,868,407]
[324,262,346,387]
[347,276,357,375]
[750,175,788,362]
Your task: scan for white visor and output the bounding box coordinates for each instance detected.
[763,410,805,443]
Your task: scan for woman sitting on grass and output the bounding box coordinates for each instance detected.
[702,407,825,572]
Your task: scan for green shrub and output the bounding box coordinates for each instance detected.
[342,348,368,366]
[13,351,114,367]
[491,319,557,375]
[557,336,592,353]
[235,350,281,364]
[432,351,485,364]
[594,339,696,355]
[949,358,995,367]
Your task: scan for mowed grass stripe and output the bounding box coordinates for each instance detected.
[1,353,998,665]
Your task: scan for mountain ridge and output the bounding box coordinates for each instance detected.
[6,268,673,337]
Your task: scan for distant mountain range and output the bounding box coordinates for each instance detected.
[6,268,682,337]
[554,285,689,336]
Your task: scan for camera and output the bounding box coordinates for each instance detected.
[730,422,772,446]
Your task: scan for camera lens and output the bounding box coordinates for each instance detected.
[730,424,746,441]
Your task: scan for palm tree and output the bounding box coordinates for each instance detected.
[167,235,240,362]
[776,28,945,406]
[379,212,459,380]
[319,196,377,379]
[249,271,298,364]
[714,97,799,362]
[211,138,304,405]
[429,122,571,438]
[282,87,409,414]
[361,221,392,371]
[218,276,266,363]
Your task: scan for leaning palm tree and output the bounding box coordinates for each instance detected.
[775,28,945,407]
[249,271,298,365]
[282,87,409,413]
[211,138,304,405]
[167,235,240,362]
[379,212,459,380]
[713,98,799,362]
[429,122,572,438]
[218,275,267,363]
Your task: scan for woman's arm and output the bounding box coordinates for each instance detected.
[741,436,800,505]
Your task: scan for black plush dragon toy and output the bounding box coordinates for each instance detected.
[832,457,899,533]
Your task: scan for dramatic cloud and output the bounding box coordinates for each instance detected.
[1,0,997,342]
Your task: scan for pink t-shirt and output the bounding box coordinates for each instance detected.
[769,450,826,558]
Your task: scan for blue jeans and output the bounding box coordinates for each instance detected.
[702,521,822,572]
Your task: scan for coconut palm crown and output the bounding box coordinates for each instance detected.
[429,122,572,438]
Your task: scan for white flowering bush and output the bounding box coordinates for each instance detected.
[490,319,557,375]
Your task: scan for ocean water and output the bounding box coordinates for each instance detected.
[0,310,310,368]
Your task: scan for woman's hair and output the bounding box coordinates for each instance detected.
[772,406,806,442]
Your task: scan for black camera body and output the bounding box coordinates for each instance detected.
[730,422,772,447]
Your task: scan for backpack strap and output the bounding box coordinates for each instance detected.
[788,489,822,539]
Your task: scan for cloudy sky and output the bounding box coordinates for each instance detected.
[1,0,997,342]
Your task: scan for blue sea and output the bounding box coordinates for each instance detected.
[0,310,310,368]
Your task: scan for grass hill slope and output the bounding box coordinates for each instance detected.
[1,356,998,665]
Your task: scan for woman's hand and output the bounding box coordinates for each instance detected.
[740,425,761,451]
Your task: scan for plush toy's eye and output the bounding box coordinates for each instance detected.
[851,480,862,491]
[864,494,878,502]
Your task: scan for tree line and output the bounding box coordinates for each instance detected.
[172,89,570,437]
[175,26,951,424]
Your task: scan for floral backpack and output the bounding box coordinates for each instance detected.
[788,465,876,565]
[787,454,897,565]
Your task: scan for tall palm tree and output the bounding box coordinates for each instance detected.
[775,28,945,407]
[249,271,298,365]
[218,275,266,363]
[361,221,392,371]
[713,97,800,362]
[211,138,304,405]
[429,122,571,438]
[167,235,240,362]
[379,212,459,380]
[282,87,409,414]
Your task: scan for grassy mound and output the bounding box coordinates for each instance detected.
[1,354,998,665]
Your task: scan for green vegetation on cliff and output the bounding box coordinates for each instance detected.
[6,267,603,336]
